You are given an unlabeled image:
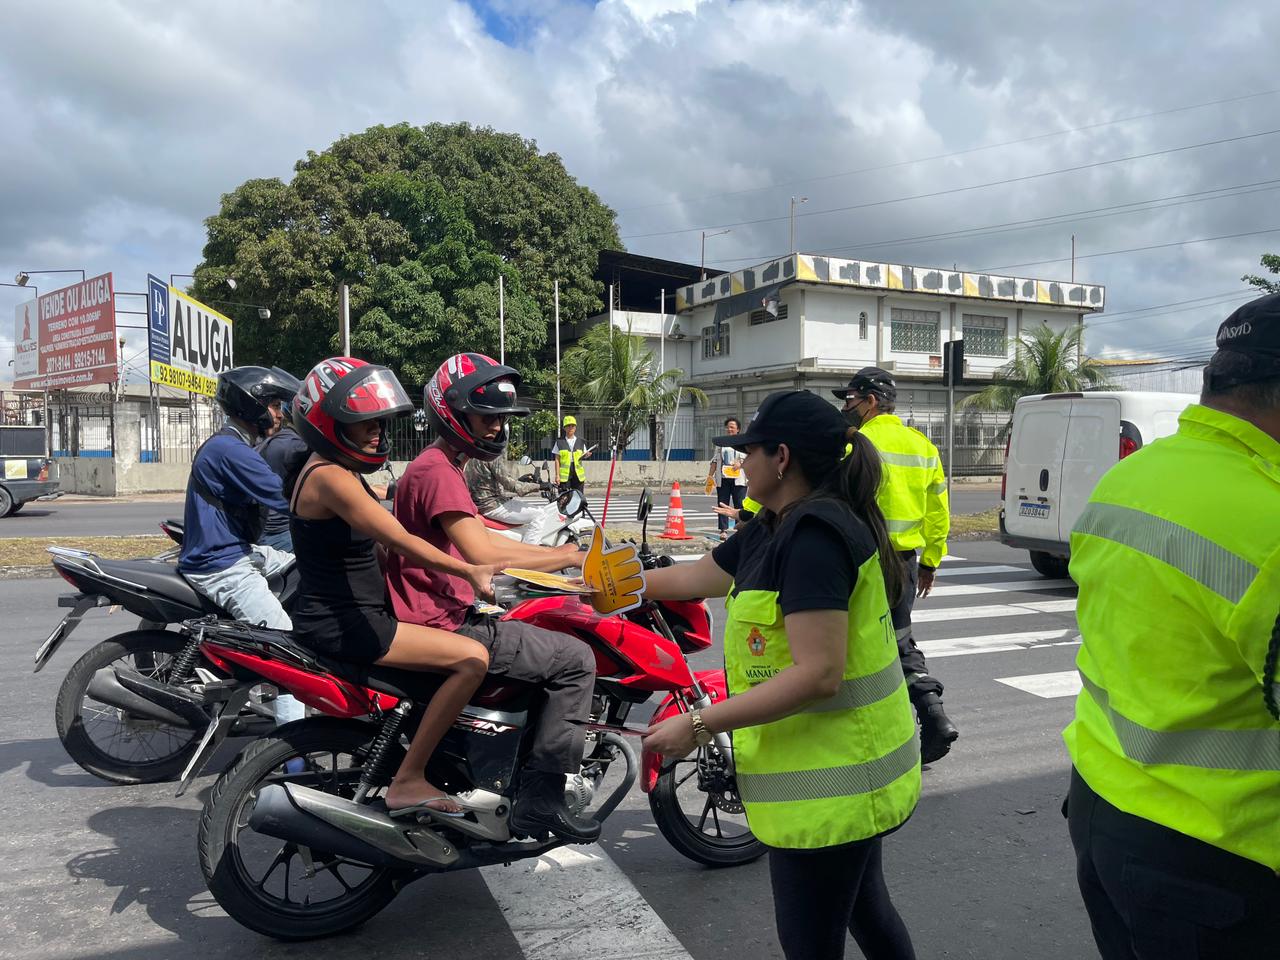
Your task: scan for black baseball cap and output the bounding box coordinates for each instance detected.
[831,365,897,401]
[1205,293,1280,389]
[714,390,847,454]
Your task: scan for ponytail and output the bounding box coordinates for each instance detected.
[825,429,905,609]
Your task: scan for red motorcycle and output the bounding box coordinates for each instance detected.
[188,489,761,940]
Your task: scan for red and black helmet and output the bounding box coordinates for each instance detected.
[293,357,413,474]
[425,352,530,461]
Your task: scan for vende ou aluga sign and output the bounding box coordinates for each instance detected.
[13,272,118,389]
[147,274,233,396]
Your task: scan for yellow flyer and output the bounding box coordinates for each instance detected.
[501,568,594,594]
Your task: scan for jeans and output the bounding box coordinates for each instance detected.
[184,545,305,723]
[485,498,560,544]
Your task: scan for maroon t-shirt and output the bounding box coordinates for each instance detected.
[385,445,477,631]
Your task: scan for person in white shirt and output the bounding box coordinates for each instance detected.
[707,416,748,540]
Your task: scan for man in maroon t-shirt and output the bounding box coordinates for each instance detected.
[388,353,599,844]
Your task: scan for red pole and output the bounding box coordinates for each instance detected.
[602,453,618,526]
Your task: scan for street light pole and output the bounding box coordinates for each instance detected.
[789,196,809,254]
[700,228,731,281]
[15,269,85,288]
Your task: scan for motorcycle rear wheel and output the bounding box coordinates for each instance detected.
[55,630,202,784]
[649,747,765,867]
[198,720,406,940]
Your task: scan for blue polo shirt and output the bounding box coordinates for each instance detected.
[178,425,289,574]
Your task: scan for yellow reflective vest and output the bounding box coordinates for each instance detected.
[1064,404,1280,871]
[553,437,586,483]
[723,500,921,849]
[858,415,949,567]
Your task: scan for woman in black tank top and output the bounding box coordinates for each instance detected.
[290,358,496,818]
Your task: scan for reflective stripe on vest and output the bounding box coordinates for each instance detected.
[1079,672,1280,772]
[738,735,920,803]
[886,518,922,535]
[1074,502,1258,604]
[879,450,938,469]
[804,659,904,714]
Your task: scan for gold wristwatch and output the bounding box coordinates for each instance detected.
[689,712,714,747]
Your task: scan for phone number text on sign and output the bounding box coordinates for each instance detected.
[150,360,218,396]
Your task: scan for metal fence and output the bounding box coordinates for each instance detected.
[49,393,223,461]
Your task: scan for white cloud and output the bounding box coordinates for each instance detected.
[0,0,1275,366]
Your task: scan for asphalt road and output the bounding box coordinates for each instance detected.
[0,540,1096,960]
[1,485,1002,539]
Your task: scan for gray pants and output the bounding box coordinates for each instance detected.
[457,613,596,776]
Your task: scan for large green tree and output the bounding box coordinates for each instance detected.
[192,122,621,389]
[561,322,706,457]
[960,324,1113,417]
[1242,253,1280,294]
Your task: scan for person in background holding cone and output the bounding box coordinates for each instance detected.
[553,415,591,495]
[835,367,959,764]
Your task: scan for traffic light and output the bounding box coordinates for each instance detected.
[944,338,965,387]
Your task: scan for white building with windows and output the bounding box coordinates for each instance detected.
[662,252,1103,472]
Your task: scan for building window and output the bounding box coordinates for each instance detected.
[748,304,788,325]
[890,307,940,353]
[962,314,1008,357]
[858,311,868,340]
[702,324,730,359]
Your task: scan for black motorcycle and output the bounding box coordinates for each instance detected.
[35,529,298,784]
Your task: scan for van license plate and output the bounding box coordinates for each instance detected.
[1018,502,1051,519]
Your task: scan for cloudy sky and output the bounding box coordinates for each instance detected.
[2,0,1276,382]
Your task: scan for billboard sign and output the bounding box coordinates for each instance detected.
[147,275,234,396]
[13,272,118,389]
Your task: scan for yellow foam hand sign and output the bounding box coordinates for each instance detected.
[581,525,646,616]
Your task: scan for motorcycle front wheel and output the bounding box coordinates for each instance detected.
[55,630,203,784]
[198,719,406,940]
[649,745,765,867]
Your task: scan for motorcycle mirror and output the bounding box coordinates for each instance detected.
[637,487,652,523]
[561,489,586,517]
[519,455,532,465]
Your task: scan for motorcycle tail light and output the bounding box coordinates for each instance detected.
[56,564,81,589]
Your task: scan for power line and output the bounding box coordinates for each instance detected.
[615,87,1280,214]
[1086,289,1259,328]
[621,126,1280,240]
[711,179,1280,267]
[979,226,1280,272]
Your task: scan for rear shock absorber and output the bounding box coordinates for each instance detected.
[167,638,203,684]
[356,700,413,801]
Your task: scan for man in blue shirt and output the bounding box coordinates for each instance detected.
[254,368,308,553]
[179,366,299,632]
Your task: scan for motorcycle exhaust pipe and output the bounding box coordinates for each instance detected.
[113,668,209,728]
[86,667,200,728]
[248,784,461,870]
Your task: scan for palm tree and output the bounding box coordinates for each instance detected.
[561,321,706,457]
[960,324,1114,417]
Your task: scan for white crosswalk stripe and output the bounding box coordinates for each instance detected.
[995,671,1083,698]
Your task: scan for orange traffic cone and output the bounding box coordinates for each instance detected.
[658,481,694,540]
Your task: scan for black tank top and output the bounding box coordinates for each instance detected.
[290,463,386,617]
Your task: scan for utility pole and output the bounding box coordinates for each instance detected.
[498,275,506,364]
[339,283,350,356]
[789,196,808,254]
[554,279,561,427]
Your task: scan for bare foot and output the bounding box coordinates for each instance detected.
[385,779,463,814]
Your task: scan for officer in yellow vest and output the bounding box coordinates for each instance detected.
[835,366,959,762]
[642,390,921,960]
[1064,295,1280,957]
[552,415,591,494]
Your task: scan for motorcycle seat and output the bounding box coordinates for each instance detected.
[313,654,537,710]
[95,558,220,613]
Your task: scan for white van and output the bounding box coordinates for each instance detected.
[999,391,1197,577]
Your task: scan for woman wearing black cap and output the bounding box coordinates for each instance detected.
[642,389,921,960]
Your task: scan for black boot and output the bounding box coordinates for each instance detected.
[510,771,601,843]
[915,693,959,764]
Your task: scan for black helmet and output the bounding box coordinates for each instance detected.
[424,353,530,461]
[216,366,301,434]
